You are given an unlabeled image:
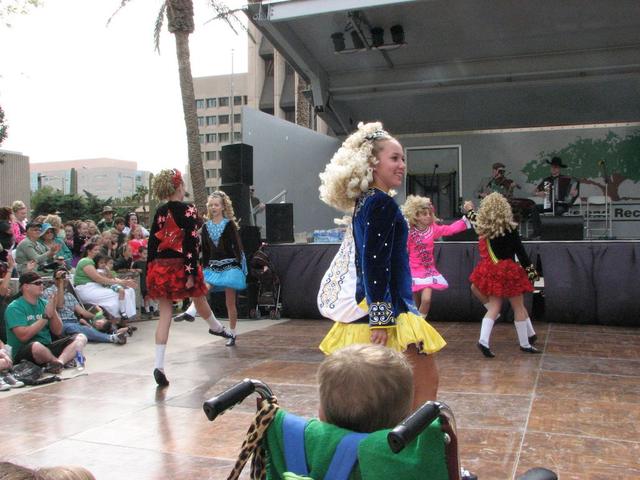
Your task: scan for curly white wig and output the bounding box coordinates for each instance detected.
[319,122,395,212]
[400,195,440,226]
[474,192,517,239]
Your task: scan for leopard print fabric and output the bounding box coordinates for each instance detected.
[227,397,280,480]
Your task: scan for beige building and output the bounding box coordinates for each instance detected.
[0,149,31,210]
[30,158,151,199]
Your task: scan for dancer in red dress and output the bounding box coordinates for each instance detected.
[468,192,540,357]
[147,169,233,386]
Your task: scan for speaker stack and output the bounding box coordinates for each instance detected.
[266,203,294,244]
[540,215,584,240]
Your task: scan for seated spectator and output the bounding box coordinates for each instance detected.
[86,219,99,237]
[97,205,116,232]
[0,254,15,343]
[132,246,156,318]
[318,344,414,432]
[73,242,137,326]
[0,220,14,263]
[11,200,28,245]
[1,338,25,390]
[70,221,90,268]
[111,216,127,250]
[39,222,72,269]
[43,268,127,345]
[15,222,61,274]
[127,225,148,262]
[98,229,117,259]
[113,243,134,272]
[122,212,149,237]
[4,271,87,373]
[63,222,75,251]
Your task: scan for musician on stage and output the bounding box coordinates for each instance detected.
[534,157,579,216]
[477,163,517,199]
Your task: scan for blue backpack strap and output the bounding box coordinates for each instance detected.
[282,412,310,476]
[324,432,369,480]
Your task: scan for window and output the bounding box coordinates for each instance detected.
[218,114,229,125]
[206,133,217,143]
[243,95,248,104]
[285,110,295,123]
[197,116,205,127]
[206,97,216,108]
[205,169,219,179]
[199,134,205,144]
[218,132,230,143]
[196,99,205,109]
[233,113,241,124]
[234,96,243,106]
[206,115,217,126]
[218,97,229,107]
[233,132,242,142]
[265,58,274,77]
[206,151,217,160]
[206,187,215,195]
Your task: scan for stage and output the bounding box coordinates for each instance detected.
[265,240,640,326]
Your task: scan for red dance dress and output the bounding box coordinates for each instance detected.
[469,229,533,298]
[146,201,208,301]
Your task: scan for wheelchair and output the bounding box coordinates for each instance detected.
[204,379,557,480]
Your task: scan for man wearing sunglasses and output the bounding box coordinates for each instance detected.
[4,271,87,373]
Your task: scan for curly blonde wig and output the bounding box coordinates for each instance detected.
[401,195,440,226]
[152,169,182,200]
[474,192,517,239]
[319,122,395,212]
[206,191,239,229]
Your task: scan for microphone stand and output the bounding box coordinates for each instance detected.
[428,163,439,195]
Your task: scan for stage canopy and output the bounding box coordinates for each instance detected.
[245,0,640,135]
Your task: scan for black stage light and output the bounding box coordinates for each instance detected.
[331,32,345,52]
[350,30,365,50]
[371,27,384,47]
[390,24,405,44]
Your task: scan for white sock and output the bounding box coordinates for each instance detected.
[515,321,531,348]
[230,328,236,336]
[206,314,223,332]
[479,317,495,347]
[525,317,535,337]
[119,299,126,313]
[186,303,197,317]
[109,334,117,343]
[155,344,166,370]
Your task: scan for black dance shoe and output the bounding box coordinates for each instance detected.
[225,336,236,347]
[153,368,169,387]
[173,312,195,322]
[209,327,234,339]
[477,342,495,358]
[520,345,542,354]
[528,334,538,345]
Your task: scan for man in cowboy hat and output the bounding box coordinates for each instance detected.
[534,156,579,216]
[97,206,116,232]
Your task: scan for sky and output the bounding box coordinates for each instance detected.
[0,0,248,173]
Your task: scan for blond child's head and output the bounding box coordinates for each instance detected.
[318,344,413,433]
[401,195,439,227]
[475,192,517,239]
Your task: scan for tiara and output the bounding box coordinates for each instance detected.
[364,129,389,141]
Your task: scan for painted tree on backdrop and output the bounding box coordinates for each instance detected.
[109,0,250,212]
[522,130,640,201]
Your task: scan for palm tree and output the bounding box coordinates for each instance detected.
[135,184,150,212]
[110,1,248,212]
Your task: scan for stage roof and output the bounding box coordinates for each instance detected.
[245,0,640,135]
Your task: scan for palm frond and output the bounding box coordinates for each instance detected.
[107,0,135,26]
[154,2,168,53]
[205,1,256,44]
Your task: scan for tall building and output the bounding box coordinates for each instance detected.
[30,158,151,199]
[193,74,249,193]
[0,149,31,210]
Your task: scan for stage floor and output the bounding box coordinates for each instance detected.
[1,318,639,479]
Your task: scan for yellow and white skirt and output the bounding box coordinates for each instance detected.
[319,312,446,355]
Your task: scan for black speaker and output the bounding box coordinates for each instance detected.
[240,225,261,257]
[266,203,294,244]
[540,215,584,240]
[219,183,252,227]
[221,143,253,185]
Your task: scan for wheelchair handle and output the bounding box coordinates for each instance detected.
[203,378,273,421]
[387,401,441,453]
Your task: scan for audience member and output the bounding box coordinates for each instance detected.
[39,223,71,269]
[63,222,75,251]
[122,212,149,237]
[127,225,147,262]
[11,200,28,245]
[111,217,127,250]
[132,246,155,318]
[4,271,87,373]
[15,222,61,274]
[0,220,13,263]
[70,221,90,267]
[98,230,117,259]
[0,338,25,390]
[43,268,127,345]
[86,220,99,237]
[97,205,116,232]
[113,243,134,272]
[318,344,413,433]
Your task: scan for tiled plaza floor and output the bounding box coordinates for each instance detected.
[1,318,639,479]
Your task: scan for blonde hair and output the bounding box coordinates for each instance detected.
[11,200,26,213]
[319,122,395,212]
[35,466,96,480]
[474,192,517,239]
[44,214,62,232]
[401,195,439,226]
[152,169,182,200]
[206,191,239,228]
[318,344,413,433]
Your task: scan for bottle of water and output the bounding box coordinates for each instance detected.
[75,351,85,371]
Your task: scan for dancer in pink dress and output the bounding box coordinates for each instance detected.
[401,195,474,318]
